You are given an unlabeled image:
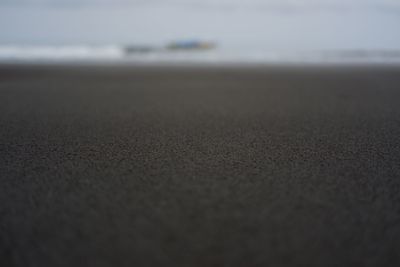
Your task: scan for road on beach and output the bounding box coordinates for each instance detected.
[1,64,400,267]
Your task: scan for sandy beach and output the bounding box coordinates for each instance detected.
[1,64,400,267]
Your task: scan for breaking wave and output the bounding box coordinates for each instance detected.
[1,45,400,64]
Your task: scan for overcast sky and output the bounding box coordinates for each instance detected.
[1,0,400,50]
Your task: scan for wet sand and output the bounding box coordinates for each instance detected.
[1,64,400,267]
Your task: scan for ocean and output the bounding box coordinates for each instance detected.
[1,45,400,64]
[1,1,400,64]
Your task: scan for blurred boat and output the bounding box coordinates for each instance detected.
[166,40,216,51]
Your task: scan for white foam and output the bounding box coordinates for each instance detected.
[0,45,124,61]
[1,45,400,64]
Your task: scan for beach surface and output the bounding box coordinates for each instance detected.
[1,64,400,267]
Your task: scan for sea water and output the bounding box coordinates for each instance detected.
[1,1,400,64]
[1,45,400,64]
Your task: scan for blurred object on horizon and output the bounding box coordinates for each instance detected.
[166,40,216,51]
[123,41,216,56]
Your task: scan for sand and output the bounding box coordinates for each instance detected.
[1,64,400,267]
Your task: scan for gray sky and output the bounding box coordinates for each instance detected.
[1,0,400,50]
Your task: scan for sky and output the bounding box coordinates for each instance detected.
[1,0,400,50]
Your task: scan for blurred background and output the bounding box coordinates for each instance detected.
[1,0,400,63]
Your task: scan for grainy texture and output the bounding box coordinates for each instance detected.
[1,64,400,267]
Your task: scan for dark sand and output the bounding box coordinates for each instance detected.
[1,64,400,267]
